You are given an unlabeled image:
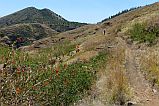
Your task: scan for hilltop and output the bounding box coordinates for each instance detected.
[0,7,86,32]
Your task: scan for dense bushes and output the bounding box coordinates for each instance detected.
[0,45,107,106]
[130,23,159,44]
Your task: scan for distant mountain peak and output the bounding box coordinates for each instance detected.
[24,7,52,13]
[21,7,39,12]
[25,7,37,10]
[40,8,52,11]
[0,7,87,32]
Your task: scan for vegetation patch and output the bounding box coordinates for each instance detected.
[29,41,76,64]
[129,23,159,44]
[0,45,107,106]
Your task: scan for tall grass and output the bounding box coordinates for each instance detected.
[141,52,159,87]
[104,48,130,105]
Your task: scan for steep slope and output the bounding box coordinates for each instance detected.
[0,7,86,32]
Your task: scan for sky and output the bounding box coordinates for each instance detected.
[0,0,158,23]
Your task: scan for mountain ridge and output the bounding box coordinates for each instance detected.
[0,7,87,32]
[0,7,87,47]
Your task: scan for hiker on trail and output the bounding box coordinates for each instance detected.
[76,44,80,53]
[103,29,106,35]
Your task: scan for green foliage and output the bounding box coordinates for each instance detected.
[0,45,107,106]
[130,23,159,44]
[53,41,76,57]
[38,63,93,106]
[0,45,10,64]
[29,41,76,65]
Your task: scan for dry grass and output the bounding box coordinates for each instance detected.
[102,47,130,105]
[140,51,159,87]
[100,2,159,37]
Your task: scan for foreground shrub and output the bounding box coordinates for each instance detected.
[0,47,107,106]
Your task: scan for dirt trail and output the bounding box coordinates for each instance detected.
[76,35,159,106]
[117,37,159,106]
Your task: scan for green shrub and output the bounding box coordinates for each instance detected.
[0,47,107,106]
[130,23,159,44]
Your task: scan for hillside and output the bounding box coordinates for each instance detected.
[0,7,87,32]
[0,23,58,47]
[0,2,159,106]
[0,7,87,47]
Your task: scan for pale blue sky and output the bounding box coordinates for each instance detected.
[0,0,158,23]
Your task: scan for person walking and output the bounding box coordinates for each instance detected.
[103,29,106,35]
